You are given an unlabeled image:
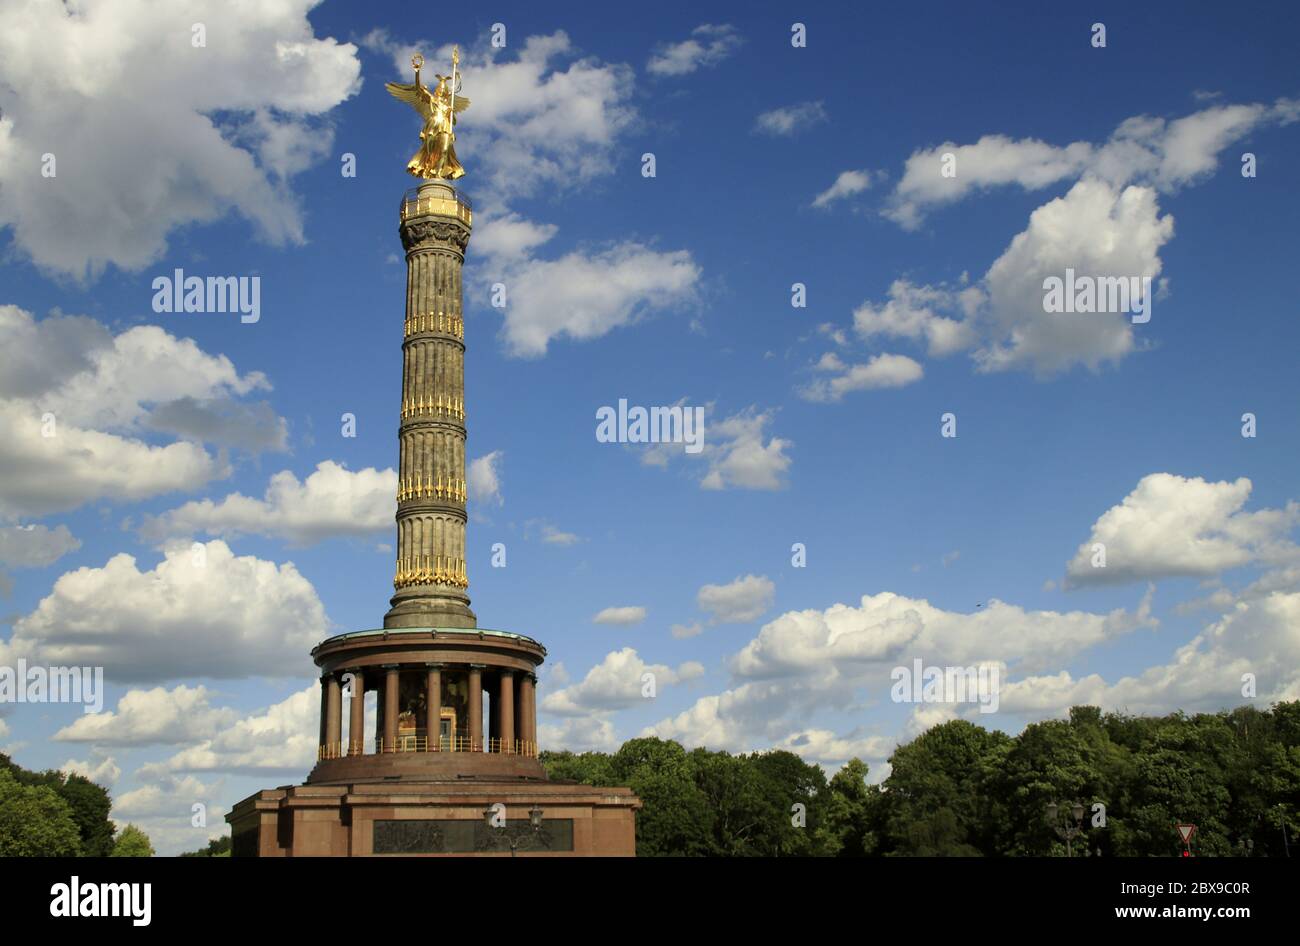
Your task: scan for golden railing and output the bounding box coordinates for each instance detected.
[317,737,538,760]
[400,189,472,226]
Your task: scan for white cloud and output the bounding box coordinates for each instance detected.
[647,24,742,77]
[0,306,285,519]
[542,647,703,715]
[0,399,224,521]
[698,574,775,624]
[754,101,828,137]
[1000,591,1300,717]
[771,728,893,770]
[691,410,790,491]
[800,351,925,402]
[143,461,395,546]
[0,524,80,567]
[524,519,581,546]
[0,0,361,278]
[143,682,321,775]
[59,755,121,787]
[593,606,647,626]
[537,715,620,753]
[974,179,1173,376]
[840,179,1174,379]
[671,621,703,640]
[2,540,327,682]
[53,685,239,746]
[468,451,504,506]
[884,100,1298,229]
[1065,473,1299,587]
[851,280,981,357]
[731,588,1154,680]
[474,217,701,358]
[113,773,220,820]
[812,169,874,208]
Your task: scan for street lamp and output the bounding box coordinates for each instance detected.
[481,804,548,857]
[1045,801,1088,857]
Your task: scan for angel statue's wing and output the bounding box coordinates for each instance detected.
[453,96,470,113]
[385,81,430,114]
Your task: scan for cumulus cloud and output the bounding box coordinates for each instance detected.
[524,519,581,546]
[1,540,327,682]
[647,24,742,77]
[731,588,1155,680]
[799,351,925,402]
[53,685,238,746]
[637,403,792,490]
[141,682,321,776]
[974,179,1173,375]
[1065,473,1300,587]
[60,755,121,787]
[829,178,1173,379]
[812,169,875,209]
[0,524,80,567]
[851,280,981,357]
[698,574,775,624]
[541,647,703,715]
[819,100,1299,380]
[142,461,395,546]
[538,715,620,753]
[0,0,361,278]
[999,591,1300,717]
[0,307,283,519]
[474,216,701,358]
[593,606,647,626]
[883,99,1298,228]
[754,101,828,137]
[467,451,503,507]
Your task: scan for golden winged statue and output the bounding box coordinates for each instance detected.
[385,49,470,179]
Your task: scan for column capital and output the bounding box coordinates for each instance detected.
[424,662,444,671]
[381,663,400,671]
[468,663,487,670]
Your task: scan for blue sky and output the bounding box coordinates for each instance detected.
[1,0,1299,854]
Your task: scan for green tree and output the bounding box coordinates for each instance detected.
[883,720,1010,855]
[611,737,714,856]
[815,757,880,856]
[111,824,155,857]
[0,767,82,856]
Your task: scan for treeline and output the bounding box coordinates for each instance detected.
[0,753,153,857]
[540,702,1300,857]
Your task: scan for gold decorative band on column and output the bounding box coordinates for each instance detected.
[394,554,469,589]
[400,394,465,421]
[397,474,467,503]
[404,311,464,339]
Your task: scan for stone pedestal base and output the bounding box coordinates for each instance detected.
[227,779,640,857]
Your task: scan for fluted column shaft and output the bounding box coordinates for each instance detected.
[386,181,476,630]
[498,670,515,751]
[425,664,442,751]
[383,665,399,752]
[347,670,365,755]
[325,674,342,755]
[468,664,483,751]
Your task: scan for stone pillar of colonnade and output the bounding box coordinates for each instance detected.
[348,669,365,755]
